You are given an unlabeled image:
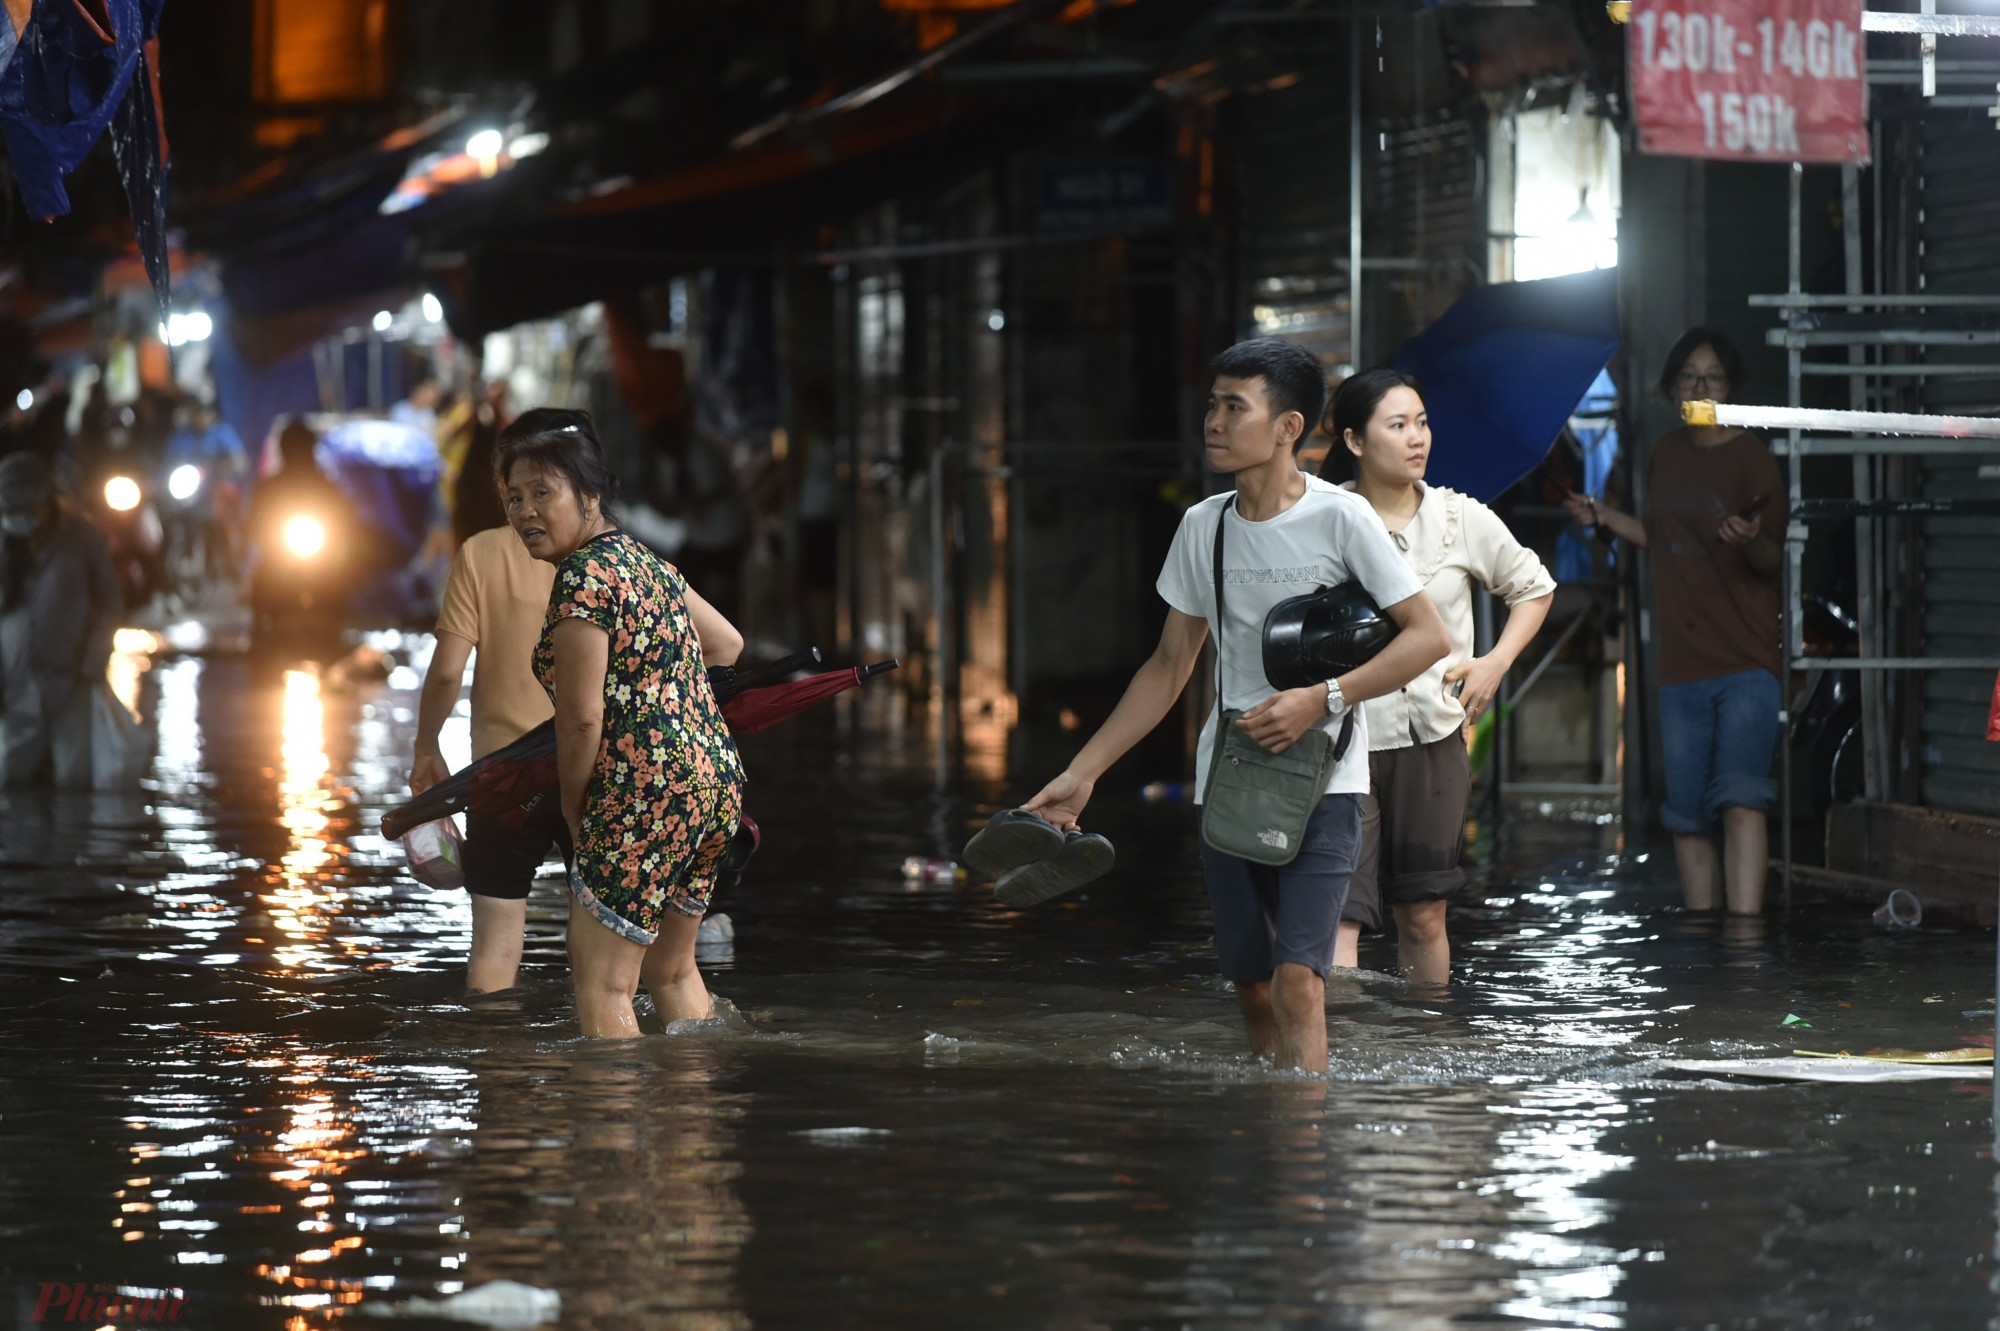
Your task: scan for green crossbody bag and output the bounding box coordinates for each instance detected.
[1198,496,1354,866]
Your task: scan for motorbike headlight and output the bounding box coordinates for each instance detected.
[104,475,141,512]
[167,464,202,501]
[282,515,327,559]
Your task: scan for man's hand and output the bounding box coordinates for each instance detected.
[1023,770,1095,831]
[1442,654,1507,724]
[411,751,451,795]
[1562,492,1598,528]
[1717,513,1762,546]
[1237,686,1328,755]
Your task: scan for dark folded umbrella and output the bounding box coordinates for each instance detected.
[381,652,898,841]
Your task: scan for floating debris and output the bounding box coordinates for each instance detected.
[360,1279,560,1327]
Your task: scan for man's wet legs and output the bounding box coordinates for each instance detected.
[466,895,527,993]
[1236,962,1328,1072]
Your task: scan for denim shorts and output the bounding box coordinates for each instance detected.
[1198,794,1362,984]
[1658,667,1781,836]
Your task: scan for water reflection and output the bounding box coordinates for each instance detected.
[459,1045,750,1329]
[0,633,1995,1327]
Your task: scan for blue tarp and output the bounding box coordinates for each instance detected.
[210,327,319,464]
[0,0,169,306]
[1392,267,1621,503]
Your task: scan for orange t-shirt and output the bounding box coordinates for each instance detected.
[434,527,557,757]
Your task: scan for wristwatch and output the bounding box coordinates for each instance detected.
[1325,680,1348,717]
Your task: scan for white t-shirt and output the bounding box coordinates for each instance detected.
[1157,476,1426,799]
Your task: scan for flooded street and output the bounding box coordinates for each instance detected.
[2,636,1997,1330]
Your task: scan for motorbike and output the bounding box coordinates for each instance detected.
[248,493,360,656]
[157,459,209,611]
[1792,594,1864,818]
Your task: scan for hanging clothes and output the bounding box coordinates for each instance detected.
[0,0,169,307]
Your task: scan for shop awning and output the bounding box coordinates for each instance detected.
[446,88,1051,337]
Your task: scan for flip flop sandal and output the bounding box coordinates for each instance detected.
[994,830,1115,908]
[963,807,1066,878]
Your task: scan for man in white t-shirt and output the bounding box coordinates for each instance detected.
[1023,339,1449,1071]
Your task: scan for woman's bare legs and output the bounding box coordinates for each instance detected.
[1673,833,1722,910]
[566,902,714,1036]
[1721,806,1768,915]
[1392,900,1450,984]
[466,895,528,994]
[567,898,648,1038]
[639,911,713,1023]
[1333,920,1362,969]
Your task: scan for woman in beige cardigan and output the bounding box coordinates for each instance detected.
[1323,370,1555,983]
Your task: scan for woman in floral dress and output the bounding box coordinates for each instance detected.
[496,408,746,1038]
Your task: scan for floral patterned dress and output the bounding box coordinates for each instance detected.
[534,530,744,945]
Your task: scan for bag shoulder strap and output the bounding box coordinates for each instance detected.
[1210,494,1232,715]
[1213,491,1360,768]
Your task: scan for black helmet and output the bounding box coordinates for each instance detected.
[1261,580,1398,690]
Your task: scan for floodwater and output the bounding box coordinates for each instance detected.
[2,633,1997,1330]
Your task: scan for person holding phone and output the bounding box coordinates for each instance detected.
[1564,328,1785,916]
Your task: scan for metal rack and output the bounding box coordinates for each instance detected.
[1737,163,2000,899]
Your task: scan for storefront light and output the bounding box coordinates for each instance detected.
[372,310,394,333]
[465,128,504,160]
[422,293,443,323]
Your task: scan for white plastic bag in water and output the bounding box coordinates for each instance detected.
[90,682,147,790]
[360,1279,560,1326]
[400,816,465,890]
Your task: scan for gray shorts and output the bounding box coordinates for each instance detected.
[1342,733,1470,931]
[1198,794,1362,984]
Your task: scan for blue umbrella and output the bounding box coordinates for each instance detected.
[1389,267,1621,503]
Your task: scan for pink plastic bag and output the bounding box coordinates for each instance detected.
[1988,671,2000,743]
[400,817,465,890]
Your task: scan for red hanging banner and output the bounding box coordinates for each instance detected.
[1629,0,1869,164]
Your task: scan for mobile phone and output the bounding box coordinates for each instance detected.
[1739,493,1770,519]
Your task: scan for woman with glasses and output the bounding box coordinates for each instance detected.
[1564,328,1783,916]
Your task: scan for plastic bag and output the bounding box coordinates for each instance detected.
[1987,669,2000,741]
[90,683,147,791]
[400,817,465,890]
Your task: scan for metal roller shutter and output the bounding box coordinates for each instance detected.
[1918,116,2000,813]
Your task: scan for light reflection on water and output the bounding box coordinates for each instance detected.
[0,636,1994,1329]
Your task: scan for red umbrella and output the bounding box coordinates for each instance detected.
[721,661,899,736]
[381,659,902,838]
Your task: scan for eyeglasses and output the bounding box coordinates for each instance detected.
[1676,369,1729,391]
